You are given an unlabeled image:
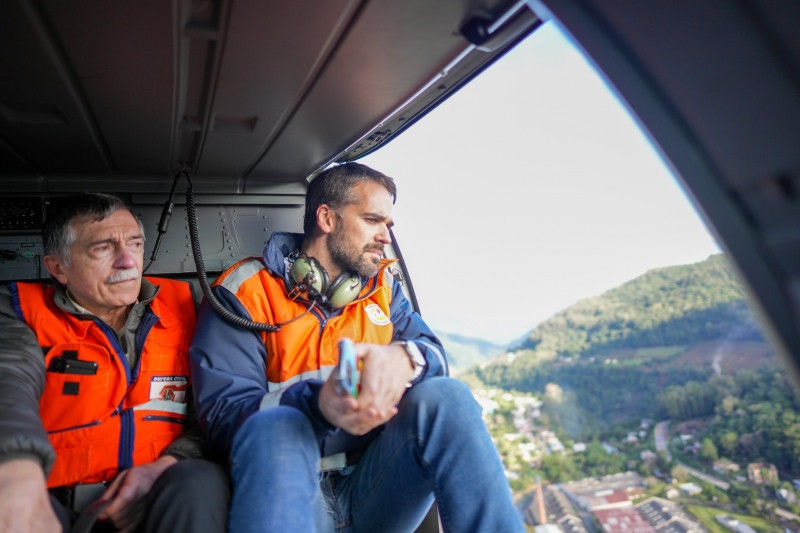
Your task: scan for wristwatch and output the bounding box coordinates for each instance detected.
[393,340,427,385]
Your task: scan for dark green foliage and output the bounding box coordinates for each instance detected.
[581,439,627,477]
[701,370,800,476]
[512,254,759,356]
[469,253,800,481]
[539,453,582,483]
[523,360,711,434]
[660,380,720,419]
[467,254,780,438]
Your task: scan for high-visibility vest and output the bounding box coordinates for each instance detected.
[214,258,396,389]
[13,278,195,488]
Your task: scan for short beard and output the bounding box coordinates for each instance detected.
[327,226,380,278]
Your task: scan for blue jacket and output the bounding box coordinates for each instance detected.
[190,232,448,458]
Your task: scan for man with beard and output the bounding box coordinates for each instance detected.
[0,193,229,532]
[190,163,523,532]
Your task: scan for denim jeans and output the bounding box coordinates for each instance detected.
[228,377,524,532]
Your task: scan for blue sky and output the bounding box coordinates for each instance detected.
[361,20,720,345]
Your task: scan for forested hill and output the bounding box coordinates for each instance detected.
[468,254,780,434]
[514,253,761,360]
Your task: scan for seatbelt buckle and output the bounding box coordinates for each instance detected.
[72,482,108,513]
[319,452,347,472]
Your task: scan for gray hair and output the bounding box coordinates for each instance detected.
[43,193,145,264]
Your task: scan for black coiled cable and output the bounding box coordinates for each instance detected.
[185,177,281,332]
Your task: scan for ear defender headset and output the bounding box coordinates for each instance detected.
[289,253,362,309]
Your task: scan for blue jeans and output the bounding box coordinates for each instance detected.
[228,377,524,532]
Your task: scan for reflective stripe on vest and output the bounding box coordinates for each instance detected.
[215,258,396,390]
[14,278,195,488]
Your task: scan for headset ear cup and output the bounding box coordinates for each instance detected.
[326,272,362,309]
[290,255,329,295]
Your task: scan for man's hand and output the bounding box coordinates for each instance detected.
[319,342,415,435]
[0,458,61,532]
[96,454,177,532]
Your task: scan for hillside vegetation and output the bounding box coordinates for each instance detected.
[514,254,760,357]
[467,254,782,435]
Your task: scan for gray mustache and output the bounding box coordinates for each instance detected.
[106,268,140,284]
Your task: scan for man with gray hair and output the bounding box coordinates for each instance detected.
[0,193,228,532]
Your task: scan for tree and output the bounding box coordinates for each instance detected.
[671,464,690,482]
[540,453,580,483]
[699,438,718,462]
[718,431,738,457]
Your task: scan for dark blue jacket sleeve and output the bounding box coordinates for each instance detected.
[388,281,449,379]
[189,286,269,458]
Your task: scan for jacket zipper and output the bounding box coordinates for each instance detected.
[47,419,101,434]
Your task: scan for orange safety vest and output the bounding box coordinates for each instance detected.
[14,278,195,488]
[215,258,396,387]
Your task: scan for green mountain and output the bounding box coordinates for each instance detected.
[513,253,762,357]
[434,331,505,376]
[467,254,781,437]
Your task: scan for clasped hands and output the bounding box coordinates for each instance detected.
[318,342,415,435]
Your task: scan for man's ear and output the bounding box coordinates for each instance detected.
[316,204,337,235]
[43,255,68,285]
